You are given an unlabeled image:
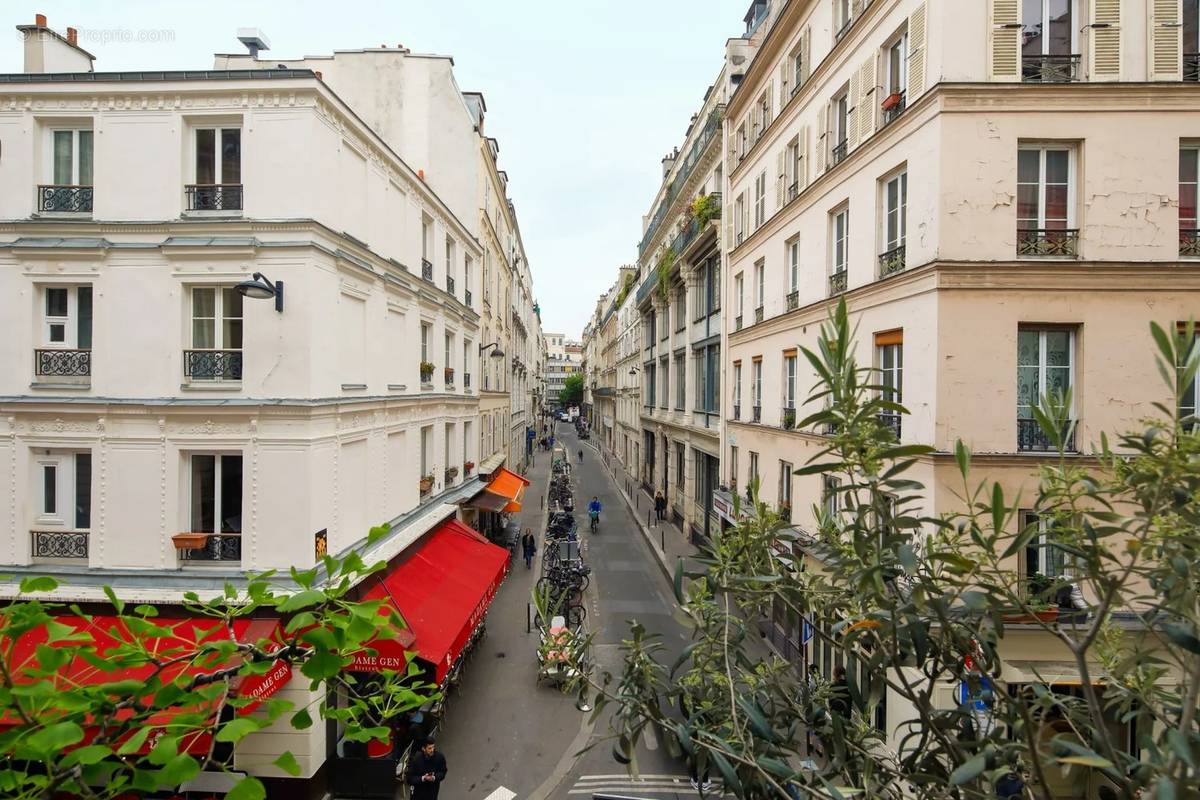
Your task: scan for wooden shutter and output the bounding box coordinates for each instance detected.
[779,60,790,105]
[801,27,813,84]
[989,0,1021,81]
[766,78,775,127]
[775,149,786,209]
[859,55,878,141]
[800,125,810,187]
[1149,0,1182,81]
[1089,0,1121,80]
[848,70,861,149]
[908,2,928,95]
[874,329,903,346]
[815,108,828,174]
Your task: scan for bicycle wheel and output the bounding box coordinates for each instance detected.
[567,604,586,628]
[576,574,590,593]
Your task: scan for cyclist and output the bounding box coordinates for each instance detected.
[587,496,601,533]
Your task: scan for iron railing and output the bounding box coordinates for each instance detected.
[180,534,242,562]
[1017,418,1077,452]
[35,348,91,377]
[465,289,472,307]
[464,373,471,389]
[185,184,243,211]
[835,17,854,41]
[446,275,455,296]
[1018,228,1079,257]
[786,290,799,311]
[787,181,798,203]
[878,412,902,440]
[831,139,848,166]
[881,91,907,126]
[735,314,743,331]
[1180,229,1200,258]
[1022,55,1081,83]
[31,530,88,559]
[829,271,848,296]
[421,258,434,281]
[752,405,762,423]
[733,404,741,420]
[754,306,764,324]
[879,244,906,277]
[1186,54,1200,82]
[183,349,243,380]
[420,366,434,383]
[38,184,93,213]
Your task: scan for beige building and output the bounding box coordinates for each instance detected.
[717,0,1198,782]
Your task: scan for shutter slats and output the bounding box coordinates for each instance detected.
[801,27,812,84]
[989,0,1020,81]
[908,1,928,94]
[775,149,785,210]
[1089,0,1121,79]
[859,56,877,141]
[848,69,861,150]
[1150,0,1182,80]
[801,125,809,187]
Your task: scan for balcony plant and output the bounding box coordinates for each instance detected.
[420,362,435,382]
[655,249,675,302]
[691,193,720,228]
[782,408,796,430]
[447,465,460,479]
[444,367,455,383]
[463,461,475,474]
[419,474,434,493]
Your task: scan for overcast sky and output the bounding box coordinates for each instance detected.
[6,1,739,338]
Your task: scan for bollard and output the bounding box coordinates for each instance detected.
[661,527,665,551]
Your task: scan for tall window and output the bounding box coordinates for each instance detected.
[783,354,797,410]
[884,172,908,252]
[660,358,669,409]
[1182,147,1199,256]
[734,194,745,244]
[787,239,800,296]
[835,0,852,35]
[675,286,686,329]
[705,257,721,315]
[878,341,903,404]
[754,260,765,314]
[749,451,760,486]
[1021,1,1076,60]
[189,287,243,380]
[754,172,767,228]
[752,359,763,415]
[823,475,841,516]
[675,354,685,410]
[733,363,742,416]
[791,44,805,93]
[1017,328,1075,449]
[464,255,473,305]
[1017,146,1075,255]
[51,129,93,187]
[37,452,91,530]
[195,128,241,186]
[421,323,430,363]
[833,92,850,160]
[778,461,794,521]
[421,218,431,262]
[41,286,92,350]
[832,207,850,275]
[735,273,745,318]
[886,34,909,96]
[190,454,242,535]
[730,445,740,490]
[1021,510,1066,582]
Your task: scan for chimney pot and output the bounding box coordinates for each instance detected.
[35,13,46,26]
[66,27,78,46]
[314,70,323,80]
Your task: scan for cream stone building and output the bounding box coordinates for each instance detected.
[0,17,542,796]
[716,0,1198,783]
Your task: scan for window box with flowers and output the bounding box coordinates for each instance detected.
[782,409,796,430]
[420,362,435,383]
[445,466,459,483]
[463,461,475,475]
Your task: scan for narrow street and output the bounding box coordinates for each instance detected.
[436,421,712,799]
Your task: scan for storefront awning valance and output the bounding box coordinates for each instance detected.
[364,519,509,684]
[468,467,530,513]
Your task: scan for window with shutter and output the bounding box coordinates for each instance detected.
[990,0,1022,80]
[848,71,861,150]
[1151,0,1183,80]
[908,2,928,94]
[859,56,877,141]
[1088,0,1121,79]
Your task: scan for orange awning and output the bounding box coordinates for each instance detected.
[471,467,531,513]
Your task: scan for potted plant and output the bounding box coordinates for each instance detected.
[420,362,435,382]
[419,475,434,493]
[691,193,721,228]
[444,367,455,383]
[1002,574,1060,623]
[447,465,460,479]
[783,408,796,430]
[881,92,903,111]
[463,461,475,474]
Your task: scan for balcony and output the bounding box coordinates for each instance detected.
[831,139,848,167]
[835,17,854,42]
[1017,418,1077,453]
[786,291,799,311]
[38,184,93,213]
[733,404,741,420]
[881,91,907,126]
[444,367,456,386]
[1022,55,1081,83]
[174,532,242,562]
[752,405,762,423]
[879,244,906,278]
[754,306,764,324]
[828,270,847,296]
[1187,54,1200,82]
[464,373,472,390]
[183,349,243,381]
[1017,228,1079,258]
[465,288,473,307]
[787,181,798,203]
[782,408,796,430]
[35,348,91,377]
[31,529,88,559]
[422,258,434,281]
[185,184,243,212]
[446,275,456,296]
[878,412,902,440]
[735,314,743,331]
[1181,229,1200,258]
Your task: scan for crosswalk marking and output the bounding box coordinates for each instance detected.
[482,786,516,800]
[568,774,729,797]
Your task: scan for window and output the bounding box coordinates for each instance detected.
[646,364,656,407]
[783,354,797,410]
[878,341,903,404]
[51,129,93,187]
[675,286,686,330]
[41,286,92,349]
[832,92,850,164]
[749,451,760,487]
[884,172,907,252]
[1017,328,1076,450]
[464,255,473,305]
[676,444,685,497]
[195,128,241,186]
[754,259,765,315]
[737,121,748,160]
[675,354,685,410]
[188,287,243,380]
[36,453,91,529]
[779,460,794,520]
[421,219,431,262]
[1021,0,1078,81]
[1182,147,1199,256]
[190,454,243,536]
[759,91,772,137]
[733,363,743,416]
[886,33,909,96]
[832,207,850,275]
[752,359,763,419]
[705,345,721,414]
[791,44,805,95]
[1017,146,1076,256]
[730,445,740,490]
[787,238,800,298]
[41,463,56,516]
[445,238,456,284]
[823,475,841,516]
[754,172,767,228]
[421,323,431,363]
[705,257,721,315]
[735,273,745,320]
[1179,327,1199,422]
[786,139,801,200]
[1021,510,1066,582]
[421,425,433,477]
[660,358,669,409]
[835,0,852,37]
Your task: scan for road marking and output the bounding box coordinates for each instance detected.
[643,723,658,750]
[482,787,517,800]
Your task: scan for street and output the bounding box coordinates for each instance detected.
[435,422,710,799]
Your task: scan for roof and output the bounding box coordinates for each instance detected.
[0,68,317,84]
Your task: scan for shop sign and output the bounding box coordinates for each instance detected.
[348,652,407,672]
[713,493,737,524]
[238,659,293,716]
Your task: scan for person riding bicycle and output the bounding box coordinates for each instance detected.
[587,496,601,530]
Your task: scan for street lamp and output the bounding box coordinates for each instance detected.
[235,272,284,312]
[628,365,640,376]
[478,342,506,359]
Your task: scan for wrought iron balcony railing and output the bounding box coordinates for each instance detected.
[38,184,93,213]
[752,405,762,423]
[1180,229,1200,257]
[787,181,798,203]
[1017,418,1077,452]
[835,17,854,41]
[879,244,906,277]
[786,290,799,311]
[31,529,88,559]
[35,348,91,377]
[878,412,902,440]
[1022,54,1081,83]
[733,404,741,420]
[881,91,907,126]
[184,349,243,381]
[465,289,472,307]
[735,314,743,331]
[185,183,243,212]
[829,270,848,296]
[1017,228,1079,257]
[1186,53,1200,82]
[754,306,764,324]
[782,408,796,430]
[421,258,434,281]
[446,275,455,296]
[831,139,848,166]
[179,534,242,562]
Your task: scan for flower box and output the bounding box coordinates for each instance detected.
[444,367,455,383]
[881,92,903,111]
[171,532,210,550]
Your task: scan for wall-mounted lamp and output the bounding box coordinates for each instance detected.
[479,342,506,359]
[236,272,284,312]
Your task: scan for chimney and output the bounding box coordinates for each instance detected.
[661,152,676,179]
[236,28,270,59]
[17,14,95,73]
[66,26,77,46]
[35,13,46,26]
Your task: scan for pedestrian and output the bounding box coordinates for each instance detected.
[654,490,666,521]
[406,736,447,799]
[830,664,850,721]
[578,448,584,463]
[521,528,536,569]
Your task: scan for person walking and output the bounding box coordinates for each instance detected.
[521,528,536,570]
[578,448,584,463]
[830,665,850,721]
[406,737,448,799]
[654,490,666,521]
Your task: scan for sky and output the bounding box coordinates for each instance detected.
[5,1,741,338]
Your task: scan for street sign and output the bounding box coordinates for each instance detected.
[957,676,992,710]
[801,620,814,645]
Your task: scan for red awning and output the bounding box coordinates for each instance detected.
[364,519,509,683]
[4,614,288,752]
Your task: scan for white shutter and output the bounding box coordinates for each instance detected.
[908,2,928,95]
[988,0,1021,81]
[775,149,785,209]
[1089,0,1121,80]
[848,69,861,150]
[800,125,810,187]
[815,113,827,175]
[779,60,790,105]
[766,78,775,127]
[801,27,813,84]
[1149,0,1182,81]
[859,56,877,141]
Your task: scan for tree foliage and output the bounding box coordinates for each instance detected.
[0,527,434,799]
[573,301,1200,798]
[560,372,585,408]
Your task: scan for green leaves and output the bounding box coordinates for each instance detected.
[214,718,264,744]
[948,754,987,785]
[273,751,302,776]
[226,776,267,800]
[1163,623,1200,655]
[18,576,57,594]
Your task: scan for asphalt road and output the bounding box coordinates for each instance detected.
[433,422,714,800]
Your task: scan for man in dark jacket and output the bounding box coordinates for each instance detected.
[406,736,448,799]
